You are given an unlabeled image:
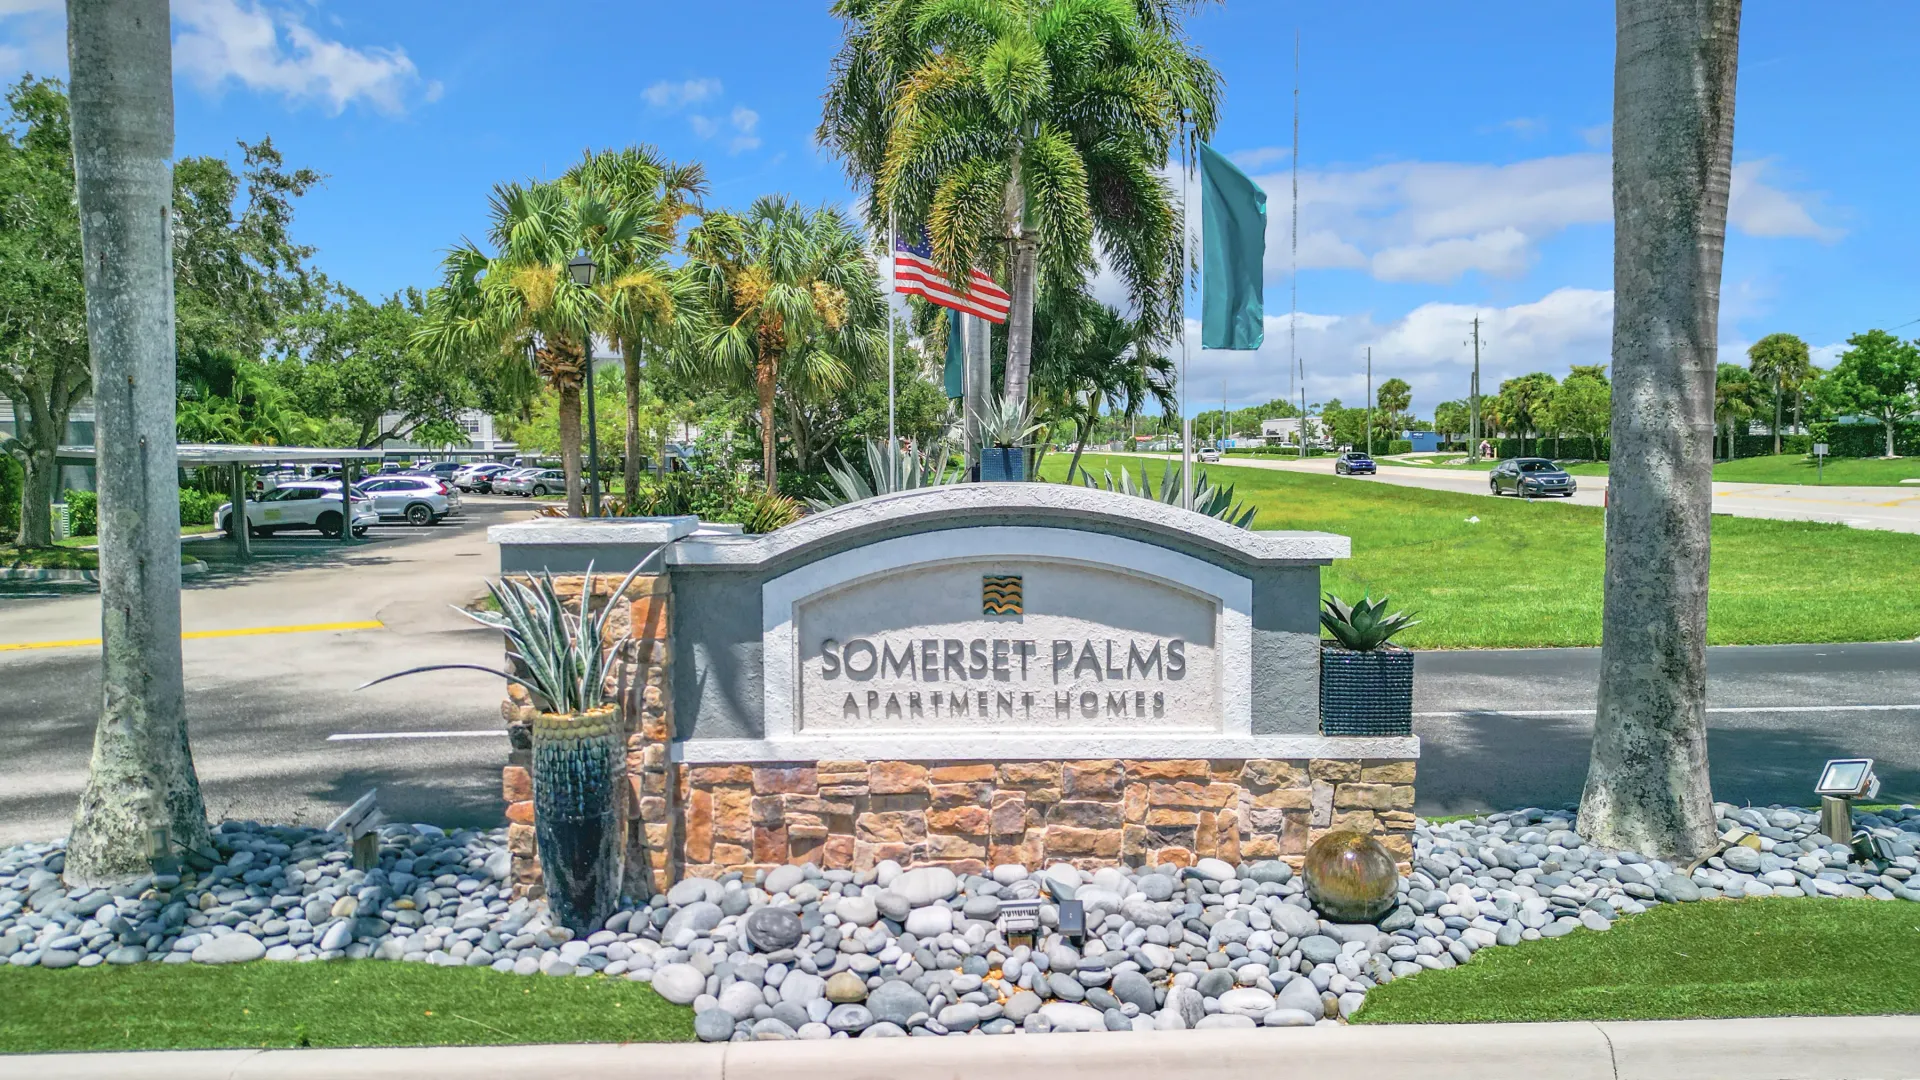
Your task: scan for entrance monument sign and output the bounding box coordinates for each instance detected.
[492,484,1419,889]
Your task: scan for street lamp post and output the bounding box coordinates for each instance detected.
[568,250,600,516]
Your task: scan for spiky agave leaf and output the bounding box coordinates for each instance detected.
[1320,592,1420,651]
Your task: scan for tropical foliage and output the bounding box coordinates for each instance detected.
[1030,295,1175,483]
[1818,329,1920,459]
[819,0,1220,406]
[678,196,886,491]
[809,437,963,510]
[1078,461,1256,528]
[1320,593,1420,652]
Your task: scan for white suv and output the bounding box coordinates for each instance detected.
[217,481,377,538]
[356,476,459,525]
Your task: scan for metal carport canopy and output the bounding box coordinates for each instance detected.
[54,444,388,558]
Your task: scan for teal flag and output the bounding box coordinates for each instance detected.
[944,312,965,398]
[1200,142,1267,350]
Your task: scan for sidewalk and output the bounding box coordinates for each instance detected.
[17,1015,1920,1080]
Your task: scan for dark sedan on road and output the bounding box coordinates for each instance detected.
[1335,452,1376,475]
[1490,457,1577,497]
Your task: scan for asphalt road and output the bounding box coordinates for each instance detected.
[3,495,1915,846]
[1123,452,1920,534]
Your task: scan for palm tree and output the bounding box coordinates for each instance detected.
[819,0,1220,408]
[1579,0,1740,862]
[420,181,642,515]
[1746,332,1812,455]
[562,148,708,499]
[1713,362,1759,460]
[678,197,885,492]
[65,0,212,884]
[1032,295,1174,484]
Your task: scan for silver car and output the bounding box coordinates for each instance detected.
[355,476,458,525]
[490,468,539,496]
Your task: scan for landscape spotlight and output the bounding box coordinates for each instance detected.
[1814,758,1878,847]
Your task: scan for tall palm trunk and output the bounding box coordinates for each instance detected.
[622,344,642,503]
[757,354,778,493]
[1003,238,1038,405]
[1579,0,1738,862]
[1771,375,1783,455]
[1065,410,1093,486]
[557,380,584,516]
[66,0,210,885]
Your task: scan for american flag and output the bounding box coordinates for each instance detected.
[893,231,1010,324]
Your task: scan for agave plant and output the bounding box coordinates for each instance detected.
[972,394,1042,449]
[736,489,803,534]
[808,438,963,511]
[361,551,660,714]
[1320,593,1421,652]
[1080,463,1257,529]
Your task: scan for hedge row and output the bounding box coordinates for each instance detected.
[1817,421,1920,458]
[62,488,224,537]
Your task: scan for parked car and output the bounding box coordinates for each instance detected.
[490,468,539,496]
[1335,452,1377,475]
[516,468,567,498]
[216,481,377,539]
[454,462,512,491]
[1197,447,1222,463]
[415,461,463,482]
[355,475,459,525]
[1490,457,1577,497]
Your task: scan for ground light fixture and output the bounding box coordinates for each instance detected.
[1814,758,1878,848]
[567,250,601,515]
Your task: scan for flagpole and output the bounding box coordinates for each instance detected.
[1181,150,1194,511]
[887,207,897,489]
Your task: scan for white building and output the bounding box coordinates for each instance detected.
[1260,415,1325,446]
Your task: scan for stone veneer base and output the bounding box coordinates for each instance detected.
[504,755,1416,889]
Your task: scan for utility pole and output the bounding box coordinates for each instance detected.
[1468,315,1482,457]
[1365,346,1372,456]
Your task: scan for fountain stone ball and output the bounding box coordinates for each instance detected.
[1303,830,1399,923]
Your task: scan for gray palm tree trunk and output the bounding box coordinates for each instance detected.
[1002,238,1038,406]
[622,345,642,503]
[1579,0,1740,862]
[558,381,584,515]
[65,0,212,886]
[14,394,62,546]
[1772,375,1783,455]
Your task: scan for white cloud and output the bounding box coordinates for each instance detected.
[0,0,69,79]
[727,105,760,154]
[642,77,721,109]
[1500,117,1545,137]
[1179,288,1616,418]
[1216,148,1839,285]
[1729,159,1843,241]
[689,114,718,138]
[1228,146,1290,170]
[172,0,426,115]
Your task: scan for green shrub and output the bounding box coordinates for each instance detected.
[63,489,98,536]
[178,489,223,527]
[1386,439,1414,456]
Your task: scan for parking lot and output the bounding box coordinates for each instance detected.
[0,495,529,846]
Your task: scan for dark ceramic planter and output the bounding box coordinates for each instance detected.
[1319,644,1414,736]
[530,706,624,932]
[980,447,1026,482]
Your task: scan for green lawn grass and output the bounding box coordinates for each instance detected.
[1353,899,1920,1024]
[1050,452,1920,647]
[0,962,693,1053]
[1413,453,1920,487]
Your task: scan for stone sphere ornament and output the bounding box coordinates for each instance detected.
[1303,830,1399,923]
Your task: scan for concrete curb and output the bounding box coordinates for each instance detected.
[0,562,207,583]
[12,1016,1920,1080]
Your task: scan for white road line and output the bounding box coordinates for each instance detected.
[1415,704,1920,718]
[327,730,505,741]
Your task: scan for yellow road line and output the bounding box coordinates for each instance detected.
[0,620,384,653]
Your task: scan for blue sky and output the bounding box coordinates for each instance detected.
[3,1,1913,418]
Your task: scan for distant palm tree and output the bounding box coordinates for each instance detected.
[1713,362,1759,460]
[1746,332,1812,454]
[561,148,708,498]
[1032,295,1174,484]
[1579,0,1741,862]
[678,197,885,492]
[819,0,1219,408]
[420,182,647,515]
